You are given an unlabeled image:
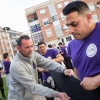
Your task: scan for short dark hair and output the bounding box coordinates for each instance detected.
[3,53,8,59]
[48,44,52,48]
[63,1,90,15]
[58,42,62,45]
[17,35,30,47]
[38,41,46,47]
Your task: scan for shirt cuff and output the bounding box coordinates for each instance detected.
[52,91,58,97]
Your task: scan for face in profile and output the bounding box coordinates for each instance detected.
[38,44,47,55]
[59,44,62,48]
[17,39,34,58]
[65,11,91,39]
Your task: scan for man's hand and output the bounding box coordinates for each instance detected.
[63,69,74,76]
[38,68,48,72]
[80,75,100,90]
[57,92,70,100]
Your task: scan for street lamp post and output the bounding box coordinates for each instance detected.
[3,27,14,59]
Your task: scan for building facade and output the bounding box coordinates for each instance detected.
[25,0,100,49]
[0,27,22,61]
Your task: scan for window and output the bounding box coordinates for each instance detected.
[52,15,58,22]
[46,29,53,37]
[97,2,100,9]
[40,9,46,14]
[66,36,72,42]
[88,4,95,11]
[63,24,69,30]
[32,32,44,44]
[92,14,99,22]
[27,13,38,23]
[43,18,50,26]
[64,1,69,6]
[60,13,66,20]
[10,34,16,39]
[57,4,62,8]
[30,24,41,33]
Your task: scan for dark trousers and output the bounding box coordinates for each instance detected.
[50,70,100,100]
[64,57,73,69]
[43,81,55,100]
[38,71,43,84]
[0,78,5,97]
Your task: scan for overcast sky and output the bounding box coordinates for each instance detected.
[0,0,48,33]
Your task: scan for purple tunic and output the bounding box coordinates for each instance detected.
[3,60,11,75]
[42,49,59,80]
[68,22,100,80]
[61,46,69,58]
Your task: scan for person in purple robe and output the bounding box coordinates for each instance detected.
[60,1,100,99]
[58,42,73,69]
[3,53,11,87]
[38,41,64,100]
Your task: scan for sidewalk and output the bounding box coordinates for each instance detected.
[35,95,61,100]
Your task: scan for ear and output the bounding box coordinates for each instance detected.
[16,46,21,51]
[86,14,92,23]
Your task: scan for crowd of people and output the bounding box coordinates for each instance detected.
[0,1,100,100]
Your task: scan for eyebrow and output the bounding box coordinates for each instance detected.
[66,21,77,26]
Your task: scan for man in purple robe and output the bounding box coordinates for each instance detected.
[38,41,64,100]
[3,53,11,87]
